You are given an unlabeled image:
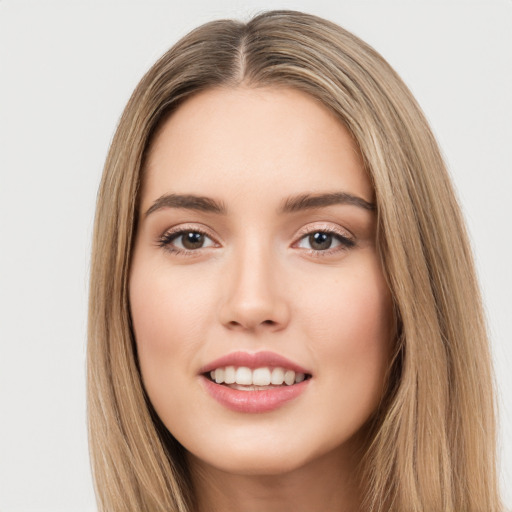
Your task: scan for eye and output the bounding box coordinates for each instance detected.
[159,228,217,253]
[298,232,337,251]
[295,228,355,253]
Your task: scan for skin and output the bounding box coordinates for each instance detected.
[129,86,394,512]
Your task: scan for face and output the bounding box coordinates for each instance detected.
[129,86,394,476]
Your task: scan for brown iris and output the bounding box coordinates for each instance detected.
[308,232,333,250]
[181,231,205,249]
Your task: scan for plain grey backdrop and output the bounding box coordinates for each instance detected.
[1,1,511,510]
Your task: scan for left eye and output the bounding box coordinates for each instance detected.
[162,230,216,250]
[296,231,352,251]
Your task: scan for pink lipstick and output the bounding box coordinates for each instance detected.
[199,351,312,413]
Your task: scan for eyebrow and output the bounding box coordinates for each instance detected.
[145,194,227,217]
[280,192,375,213]
[145,191,375,217]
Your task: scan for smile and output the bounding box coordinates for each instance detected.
[200,351,312,413]
[208,366,308,388]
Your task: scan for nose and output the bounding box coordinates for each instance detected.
[218,242,290,332]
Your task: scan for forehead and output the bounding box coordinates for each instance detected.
[142,86,373,208]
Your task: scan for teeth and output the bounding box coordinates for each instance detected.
[271,367,284,385]
[235,367,252,385]
[295,372,305,383]
[209,366,308,386]
[214,368,224,384]
[284,370,295,386]
[224,366,236,384]
[253,367,271,386]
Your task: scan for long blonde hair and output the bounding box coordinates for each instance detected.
[88,10,502,511]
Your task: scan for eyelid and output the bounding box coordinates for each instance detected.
[292,222,354,243]
[156,221,355,257]
[291,222,356,256]
[157,223,221,252]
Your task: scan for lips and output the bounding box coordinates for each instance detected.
[200,350,311,375]
[199,351,312,413]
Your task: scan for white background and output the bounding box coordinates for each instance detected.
[0,1,510,510]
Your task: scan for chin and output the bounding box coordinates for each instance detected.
[183,424,353,479]
[188,446,312,477]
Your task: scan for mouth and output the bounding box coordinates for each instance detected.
[199,351,312,412]
[204,365,312,391]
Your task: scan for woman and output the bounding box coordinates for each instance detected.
[87,10,503,512]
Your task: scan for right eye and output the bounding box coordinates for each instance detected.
[158,229,217,254]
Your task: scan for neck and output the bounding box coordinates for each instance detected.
[187,442,364,512]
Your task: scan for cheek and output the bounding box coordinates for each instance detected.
[130,255,216,347]
[128,260,215,405]
[299,259,393,416]
[303,261,392,343]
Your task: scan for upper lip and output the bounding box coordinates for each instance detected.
[200,351,311,375]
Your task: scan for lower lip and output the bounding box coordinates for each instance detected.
[201,376,310,413]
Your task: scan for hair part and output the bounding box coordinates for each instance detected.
[88,10,502,511]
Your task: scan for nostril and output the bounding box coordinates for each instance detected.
[227,319,278,329]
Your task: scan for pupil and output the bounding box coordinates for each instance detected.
[182,232,204,249]
[309,232,332,250]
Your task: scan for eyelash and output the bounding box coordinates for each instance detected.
[293,225,355,257]
[157,225,355,257]
[157,225,219,256]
